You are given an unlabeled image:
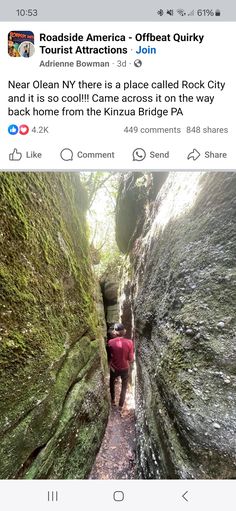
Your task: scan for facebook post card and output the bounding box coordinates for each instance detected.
[0,1,236,510]
[1,4,236,170]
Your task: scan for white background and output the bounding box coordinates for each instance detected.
[0,480,236,509]
[1,22,235,170]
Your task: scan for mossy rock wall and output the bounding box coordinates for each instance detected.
[0,172,109,479]
[117,172,236,479]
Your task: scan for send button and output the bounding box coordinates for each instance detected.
[150,150,170,158]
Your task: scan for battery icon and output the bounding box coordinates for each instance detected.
[215,9,221,16]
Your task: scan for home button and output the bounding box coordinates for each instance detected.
[113,491,125,502]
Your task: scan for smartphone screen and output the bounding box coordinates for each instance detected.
[0,1,235,509]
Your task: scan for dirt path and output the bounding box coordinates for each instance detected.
[89,380,136,479]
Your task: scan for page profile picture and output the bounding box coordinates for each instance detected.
[8,31,35,57]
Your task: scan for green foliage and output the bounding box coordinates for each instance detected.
[81,172,122,276]
[80,171,116,208]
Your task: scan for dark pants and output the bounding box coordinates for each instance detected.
[110,368,129,408]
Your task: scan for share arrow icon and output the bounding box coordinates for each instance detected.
[187,148,201,161]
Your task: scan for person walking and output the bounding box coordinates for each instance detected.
[107,323,134,413]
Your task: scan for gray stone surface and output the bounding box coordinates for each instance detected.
[116,172,236,479]
[106,304,120,325]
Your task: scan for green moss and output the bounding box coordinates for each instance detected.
[160,332,194,402]
[0,172,109,479]
[0,264,36,305]
[0,174,30,239]
[23,361,109,479]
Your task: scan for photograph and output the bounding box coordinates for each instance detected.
[8,31,35,58]
[0,170,235,480]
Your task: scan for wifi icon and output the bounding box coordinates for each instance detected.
[177,8,186,16]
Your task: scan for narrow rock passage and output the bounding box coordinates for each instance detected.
[89,380,136,479]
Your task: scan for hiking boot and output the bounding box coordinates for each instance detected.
[118,406,125,417]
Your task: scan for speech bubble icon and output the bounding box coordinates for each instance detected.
[60,148,73,161]
[132,148,146,161]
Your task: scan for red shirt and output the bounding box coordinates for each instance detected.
[108,337,134,371]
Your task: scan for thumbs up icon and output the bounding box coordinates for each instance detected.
[9,148,22,161]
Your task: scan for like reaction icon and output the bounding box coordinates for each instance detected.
[9,148,22,161]
[8,124,29,135]
[8,124,18,135]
